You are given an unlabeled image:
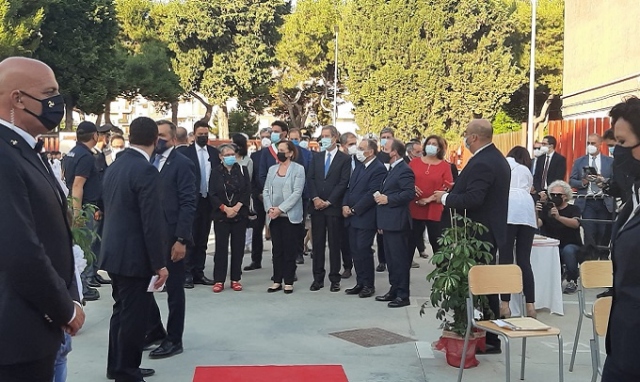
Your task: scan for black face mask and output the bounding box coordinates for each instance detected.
[613,143,640,179]
[20,91,65,131]
[378,151,391,164]
[155,138,169,154]
[277,152,288,162]
[550,196,563,206]
[196,135,208,147]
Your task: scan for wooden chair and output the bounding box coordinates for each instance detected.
[589,296,612,382]
[568,260,613,372]
[458,265,563,382]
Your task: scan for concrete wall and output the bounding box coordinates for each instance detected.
[562,0,640,119]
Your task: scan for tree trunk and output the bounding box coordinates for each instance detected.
[171,101,179,126]
[189,91,213,124]
[104,101,113,125]
[217,104,229,139]
[95,113,103,126]
[63,101,74,131]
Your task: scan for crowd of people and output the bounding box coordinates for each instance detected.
[5,56,640,382]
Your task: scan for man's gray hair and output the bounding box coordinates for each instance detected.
[218,143,237,154]
[339,131,357,145]
[380,127,395,137]
[322,125,339,138]
[362,138,378,154]
[258,127,271,136]
[548,180,573,201]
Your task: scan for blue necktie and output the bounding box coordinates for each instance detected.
[324,152,331,177]
[153,154,161,170]
[351,157,355,173]
[199,149,207,197]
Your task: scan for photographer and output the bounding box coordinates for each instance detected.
[536,180,583,294]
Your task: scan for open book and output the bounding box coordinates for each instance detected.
[492,317,551,331]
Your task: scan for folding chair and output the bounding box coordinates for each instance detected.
[569,260,613,372]
[459,265,563,382]
[589,296,612,382]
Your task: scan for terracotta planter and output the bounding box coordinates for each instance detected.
[433,330,486,369]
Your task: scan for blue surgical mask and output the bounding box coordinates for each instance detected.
[380,138,388,147]
[299,140,309,149]
[223,156,237,166]
[608,146,615,156]
[291,139,299,146]
[271,132,281,144]
[320,137,332,149]
[425,145,438,157]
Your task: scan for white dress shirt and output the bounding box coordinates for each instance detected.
[130,146,151,162]
[325,146,338,167]
[506,157,537,228]
[198,145,211,187]
[0,117,36,148]
[156,147,173,172]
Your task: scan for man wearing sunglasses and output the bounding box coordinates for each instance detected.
[535,180,583,294]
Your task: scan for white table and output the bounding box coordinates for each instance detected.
[509,236,564,316]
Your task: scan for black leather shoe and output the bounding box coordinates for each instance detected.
[107,368,155,380]
[375,292,394,302]
[149,340,183,359]
[309,282,324,291]
[184,277,194,289]
[330,282,340,292]
[143,329,167,350]
[296,254,304,264]
[193,276,215,286]
[96,273,112,284]
[376,263,386,272]
[243,263,262,271]
[359,286,375,298]
[87,277,101,288]
[345,285,363,295]
[341,269,352,279]
[477,343,502,355]
[388,297,410,308]
[83,288,100,301]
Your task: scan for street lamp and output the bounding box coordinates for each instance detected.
[333,25,339,127]
[527,0,537,154]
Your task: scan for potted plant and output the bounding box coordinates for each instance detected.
[68,198,100,265]
[420,212,494,368]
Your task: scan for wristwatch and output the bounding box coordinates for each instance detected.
[176,237,187,245]
[350,208,356,215]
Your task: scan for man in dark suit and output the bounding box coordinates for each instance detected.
[100,117,169,382]
[244,127,272,271]
[338,132,358,277]
[533,135,567,193]
[0,57,84,382]
[374,139,415,308]
[434,119,511,354]
[180,121,220,288]
[374,128,395,272]
[343,139,387,298]
[308,125,351,292]
[144,120,197,359]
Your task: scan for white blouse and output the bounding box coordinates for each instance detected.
[506,157,537,228]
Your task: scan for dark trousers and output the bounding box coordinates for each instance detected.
[383,230,411,299]
[485,243,500,348]
[213,218,247,283]
[582,199,612,248]
[0,353,57,382]
[311,213,343,284]
[148,257,186,343]
[349,226,376,287]
[185,197,213,280]
[413,220,427,254]
[250,199,266,265]
[270,217,301,285]
[602,356,639,382]
[341,226,353,270]
[376,232,386,264]
[296,199,309,258]
[107,274,153,382]
[500,224,536,303]
[410,219,442,256]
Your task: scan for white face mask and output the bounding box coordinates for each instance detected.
[261,137,271,148]
[587,145,598,155]
[355,149,367,162]
[424,145,438,157]
[533,148,543,157]
[347,145,358,156]
[539,145,550,154]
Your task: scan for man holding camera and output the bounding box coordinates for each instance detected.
[536,180,583,294]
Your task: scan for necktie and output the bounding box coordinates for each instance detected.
[351,157,355,173]
[153,154,162,170]
[324,152,331,177]
[34,139,44,153]
[199,148,207,197]
[541,155,550,189]
[590,156,599,194]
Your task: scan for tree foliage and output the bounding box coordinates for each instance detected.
[227,107,260,137]
[341,0,522,141]
[0,0,48,59]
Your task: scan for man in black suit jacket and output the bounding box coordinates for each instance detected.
[0,57,84,382]
[180,121,220,288]
[100,117,169,382]
[308,125,351,292]
[343,139,387,298]
[533,135,567,193]
[374,139,415,308]
[145,120,197,359]
[434,119,511,353]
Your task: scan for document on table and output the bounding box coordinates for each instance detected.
[492,318,551,331]
[147,275,165,292]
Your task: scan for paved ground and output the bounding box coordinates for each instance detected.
[68,237,602,382]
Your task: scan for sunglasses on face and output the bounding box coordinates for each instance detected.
[549,193,564,198]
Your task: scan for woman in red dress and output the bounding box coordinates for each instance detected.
[409,135,453,259]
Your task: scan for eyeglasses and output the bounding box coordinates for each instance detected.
[549,193,564,198]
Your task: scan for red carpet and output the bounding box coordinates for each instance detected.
[193,365,349,382]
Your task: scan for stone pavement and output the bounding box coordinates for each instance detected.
[67,238,600,382]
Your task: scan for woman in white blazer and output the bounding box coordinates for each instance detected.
[263,140,306,294]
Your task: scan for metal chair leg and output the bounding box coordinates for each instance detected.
[590,339,597,382]
[521,337,527,380]
[504,337,511,382]
[457,328,472,382]
[558,334,564,382]
[569,295,584,372]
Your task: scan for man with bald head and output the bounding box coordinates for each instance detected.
[0,57,84,381]
[433,118,510,354]
[174,126,189,152]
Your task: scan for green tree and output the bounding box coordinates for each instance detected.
[227,107,260,137]
[35,0,120,130]
[341,0,521,142]
[0,0,48,59]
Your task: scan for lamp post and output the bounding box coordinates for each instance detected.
[333,25,339,127]
[527,0,537,154]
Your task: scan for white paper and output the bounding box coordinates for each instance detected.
[147,275,165,292]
